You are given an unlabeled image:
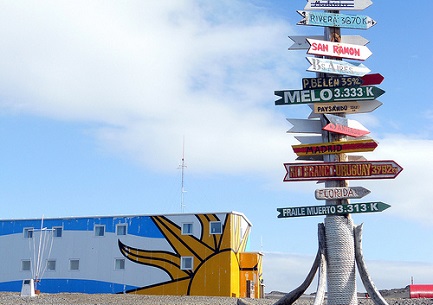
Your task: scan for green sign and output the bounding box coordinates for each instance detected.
[275,86,385,106]
[277,202,390,218]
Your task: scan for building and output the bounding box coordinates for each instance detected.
[0,212,263,298]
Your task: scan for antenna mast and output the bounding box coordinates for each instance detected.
[179,137,187,213]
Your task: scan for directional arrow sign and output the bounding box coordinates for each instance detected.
[360,73,385,86]
[289,35,369,50]
[292,139,378,156]
[315,186,371,200]
[307,39,372,61]
[275,86,384,106]
[283,160,403,182]
[302,73,384,90]
[304,0,373,11]
[277,202,390,218]
[297,10,377,30]
[286,118,322,133]
[314,100,383,114]
[323,122,369,137]
[307,57,371,77]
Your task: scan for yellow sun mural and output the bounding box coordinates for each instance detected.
[118,213,259,297]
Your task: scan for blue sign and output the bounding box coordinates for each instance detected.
[297,10,376,30]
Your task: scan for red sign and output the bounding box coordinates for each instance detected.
[323,122,369,137]
[361,73,384,86]
[292,139,378,156]
[283,160,403,182]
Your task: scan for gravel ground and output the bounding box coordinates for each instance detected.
[0,293,431,305]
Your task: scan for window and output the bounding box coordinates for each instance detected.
[210,221,222,234]
[181,223,193,235]
[22,260,31,271]
[181,257,193,270]
[115,258,125,270]
[47,260,56,271]
[116,224,127,236]
[70,259,80,271]
[23,228,33,239]
[94,225,105,237]
[53,227,63,238]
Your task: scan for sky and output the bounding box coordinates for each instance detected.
[0,0,432,294]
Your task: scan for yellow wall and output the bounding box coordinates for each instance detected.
[119,212,262,297]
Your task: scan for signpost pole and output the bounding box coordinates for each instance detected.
[321,20,358,305]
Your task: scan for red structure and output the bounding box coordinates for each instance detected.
[409,285,433,299]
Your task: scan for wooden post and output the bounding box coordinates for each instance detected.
[321,14,357,305]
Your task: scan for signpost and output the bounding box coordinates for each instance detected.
[292,139,378,156]
[315,186,371,200]
[306,57,370,76]
[275,85,385,105]
[304,0,373,11]
[307,39,372,61]
[302,73,384,90]
[283,160,403,182]
[313,100,382,114]
[289,35,369,50]
[277,202,390,218]
[297,10,377,30]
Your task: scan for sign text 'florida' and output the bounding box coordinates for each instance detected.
[283,160,403,182]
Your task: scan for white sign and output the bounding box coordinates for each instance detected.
[315,187,371,200]
[286,118,322,134]
[307,39,372,61]
[306,57,371,77]
[304,0,373,11]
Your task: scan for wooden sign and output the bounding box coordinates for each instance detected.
[297,10,377,30]
[283,160,403,182]
[302,73,384,90]
[286,118,322,133]
[314,100,383,114]
[306,57,370,77]
[315,186,371,200]
[307,39,372,61]
[277,202,389,218]
[275,86,384,106]
[304,0,373,11]
[292,139,378,156]
[289,35,369,50]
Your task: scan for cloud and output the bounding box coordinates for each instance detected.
[0,1,303,176]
